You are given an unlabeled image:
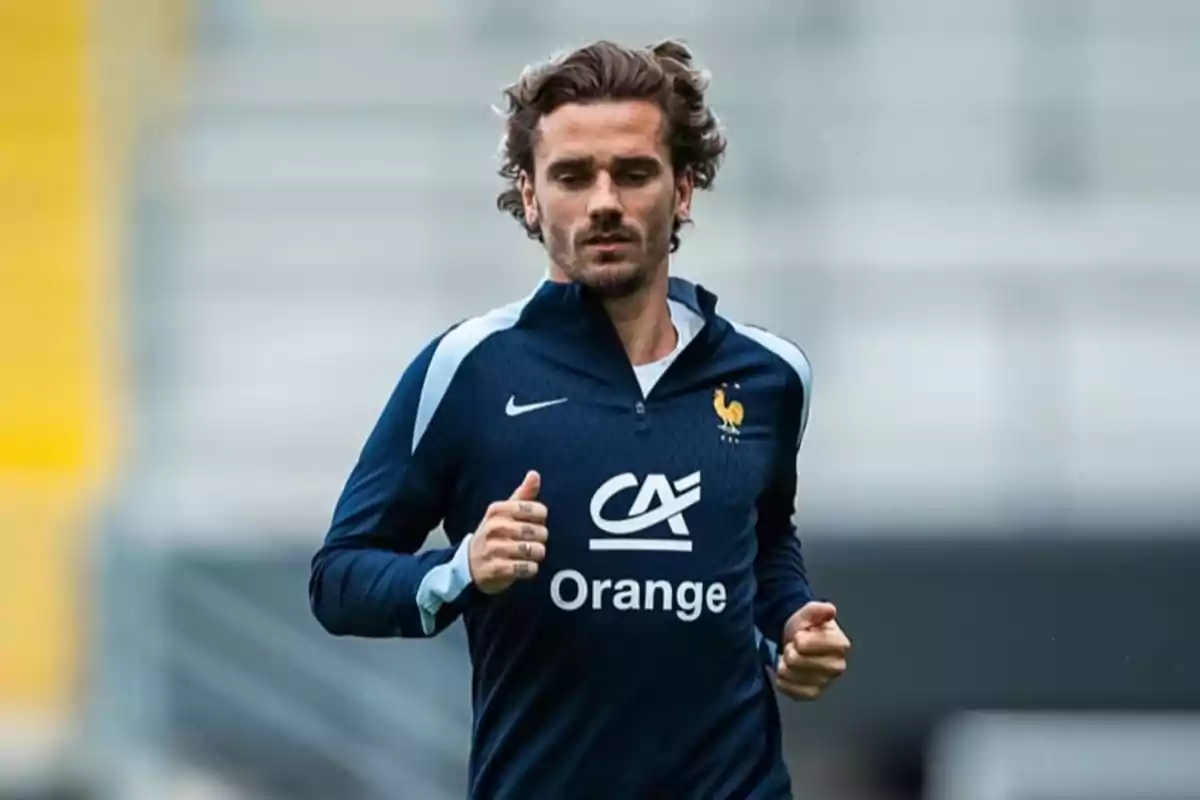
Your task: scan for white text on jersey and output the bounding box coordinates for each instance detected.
[549,569,727,622]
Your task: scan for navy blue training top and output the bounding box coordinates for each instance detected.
[310,276,816,800]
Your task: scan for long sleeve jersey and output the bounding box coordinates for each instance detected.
[310,276,816,799]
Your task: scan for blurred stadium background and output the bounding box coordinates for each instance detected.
[2,0,1199,798]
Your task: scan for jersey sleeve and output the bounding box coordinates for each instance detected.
[309,328,476,639]
[753,353,815,661]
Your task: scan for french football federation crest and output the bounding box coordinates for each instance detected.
[714,383,744,443]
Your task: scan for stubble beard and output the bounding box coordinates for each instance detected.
[543,206,674,301]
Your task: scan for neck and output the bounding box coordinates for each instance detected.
[603,275,675,366]
[548,262,676,366]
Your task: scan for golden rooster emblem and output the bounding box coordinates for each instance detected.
[714,383,744,440]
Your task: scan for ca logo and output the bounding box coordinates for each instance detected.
[588,472,701,552]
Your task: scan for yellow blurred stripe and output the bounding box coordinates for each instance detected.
[0,0,101,717]
[0,51,86,121]
[0,131,95,473]
[0,132,89,205]
[0,489,81,717]
[0,0,86,116]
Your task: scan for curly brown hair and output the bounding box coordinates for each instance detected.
[495,39,727,253]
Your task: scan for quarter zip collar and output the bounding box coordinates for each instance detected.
[515,273,730,394]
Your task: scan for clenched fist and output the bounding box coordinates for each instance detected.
[468,470,549,595]
[774,601,851,702]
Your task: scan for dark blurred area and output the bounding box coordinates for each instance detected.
[3,1,1197,799]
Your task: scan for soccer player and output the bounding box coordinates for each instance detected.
[310,38,851,799]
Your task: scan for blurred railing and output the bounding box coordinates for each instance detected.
[92,539,472,799]
[170,565,468,796]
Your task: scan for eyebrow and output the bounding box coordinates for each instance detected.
[546,157,594,177]
[546,155,662,177]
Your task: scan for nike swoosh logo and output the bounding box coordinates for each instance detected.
[506,396,569,417]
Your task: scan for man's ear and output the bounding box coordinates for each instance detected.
[675,167,694,224]
[520,171,538,227]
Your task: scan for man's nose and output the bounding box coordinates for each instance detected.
[586,172,622,221]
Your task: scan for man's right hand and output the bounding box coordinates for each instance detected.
[468,470,549,595]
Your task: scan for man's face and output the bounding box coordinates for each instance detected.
[521,100,693,299]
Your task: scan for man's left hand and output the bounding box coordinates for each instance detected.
[774,601,851,702]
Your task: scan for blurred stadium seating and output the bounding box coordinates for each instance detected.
[3,1,1198,798]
